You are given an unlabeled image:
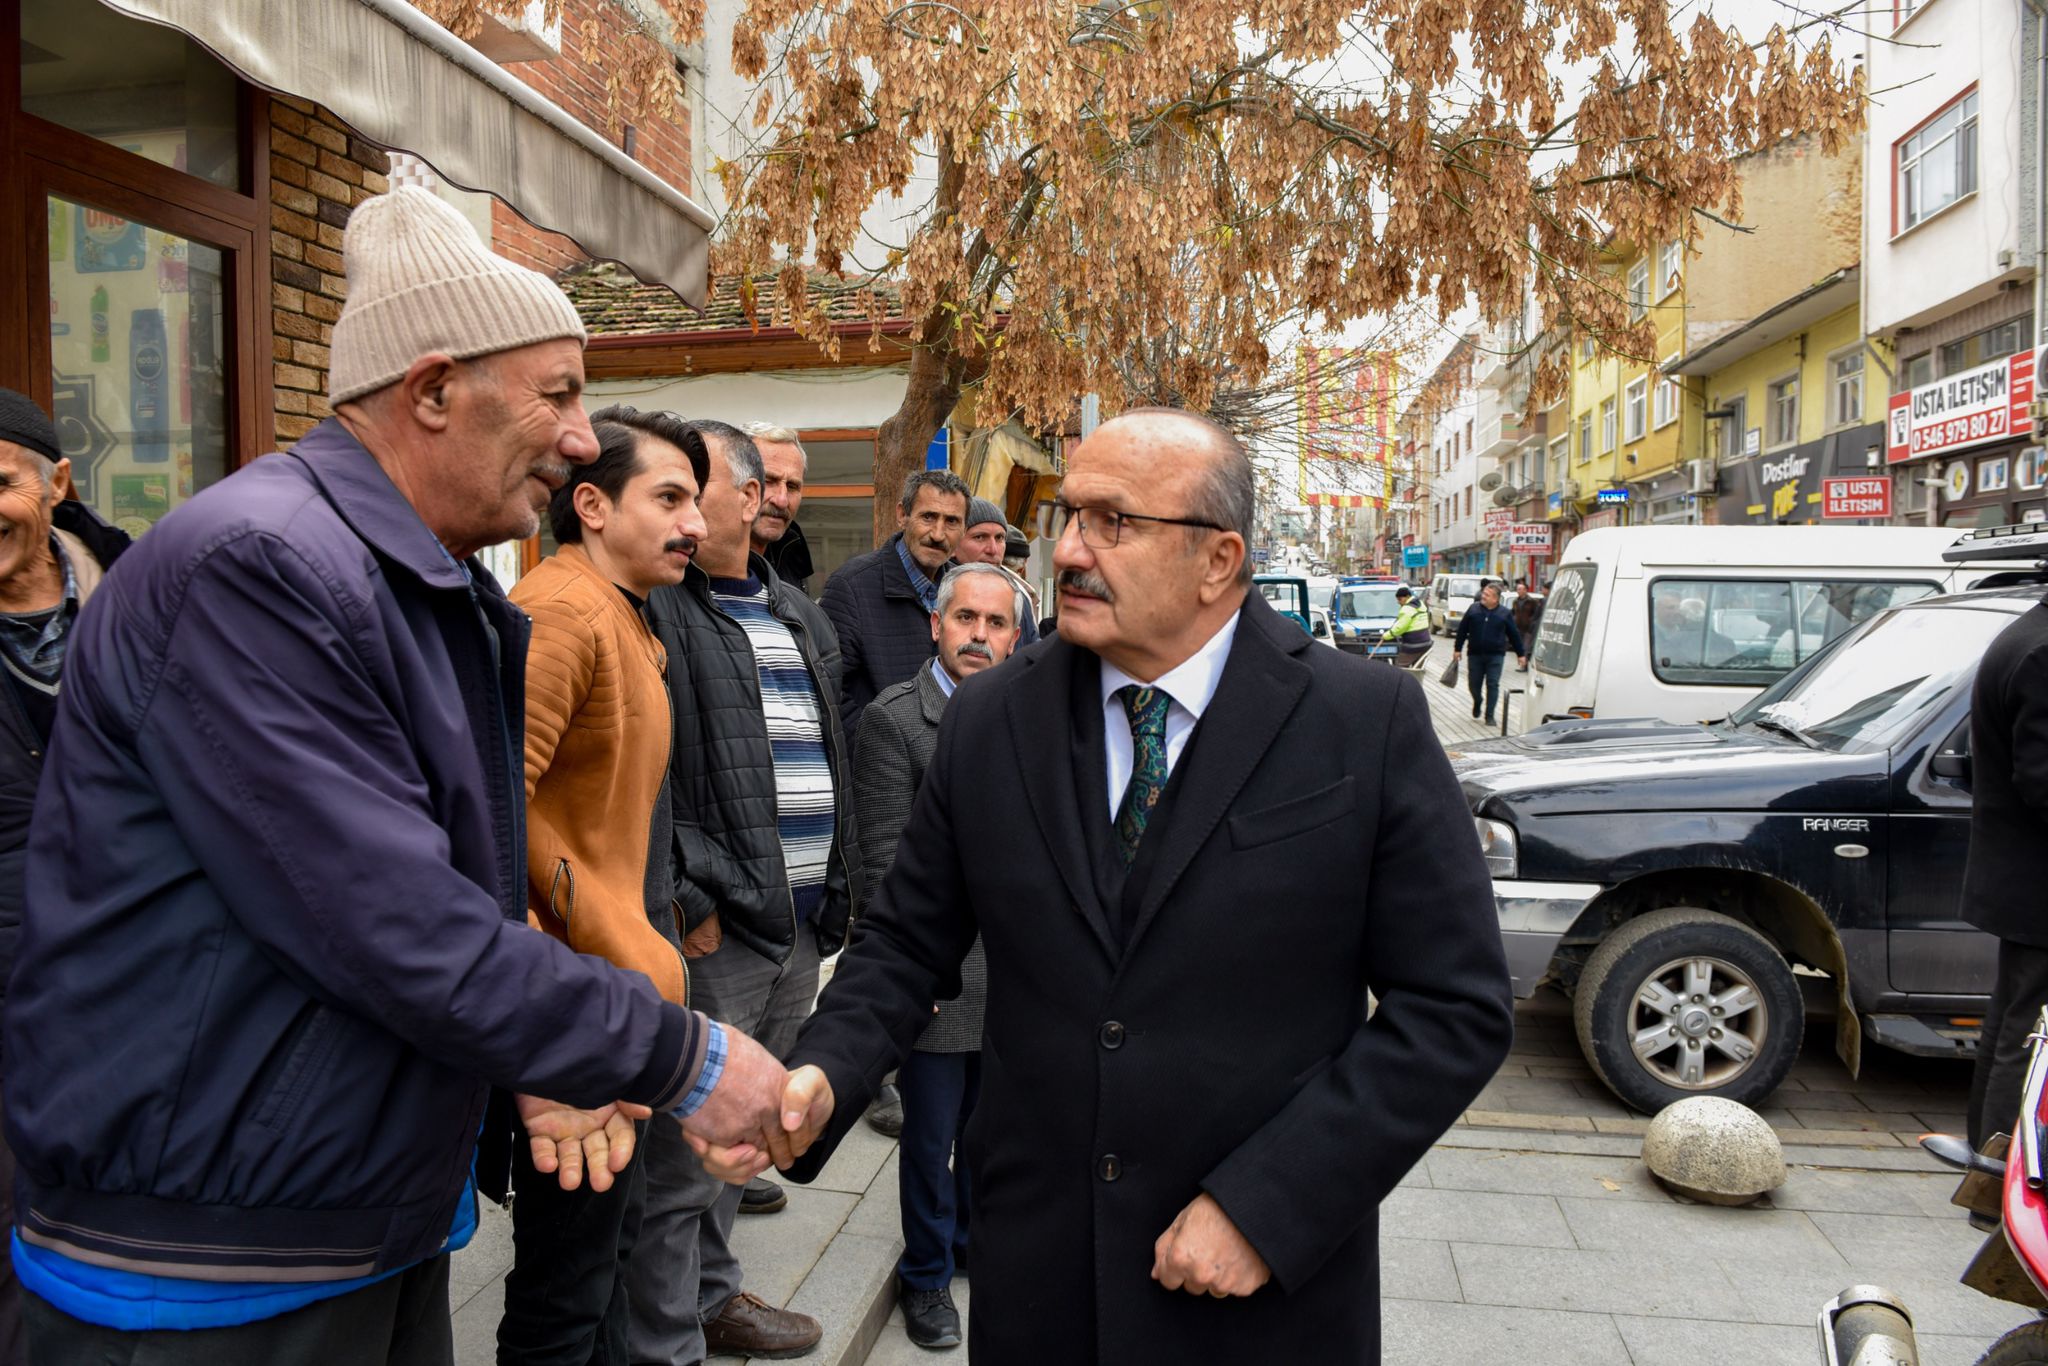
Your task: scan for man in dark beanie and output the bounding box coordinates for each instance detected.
[0,386,129,1366]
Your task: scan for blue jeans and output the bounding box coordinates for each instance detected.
[1467,651,1506,720]
[896,1049,980,1290]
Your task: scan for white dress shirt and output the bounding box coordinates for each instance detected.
[929,656,957,697]
[1098,613,1241,820]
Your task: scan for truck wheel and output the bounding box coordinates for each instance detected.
[1975,1322,2048,1365]
[1573,907,1804,1114]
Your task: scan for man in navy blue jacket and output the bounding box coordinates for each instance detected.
[1452,581,1527,725]
[3,190,791,1366]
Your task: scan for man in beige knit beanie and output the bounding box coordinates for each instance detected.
[7,186,807,1366]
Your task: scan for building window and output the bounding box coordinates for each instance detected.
[1577,412,1593,464]
[1902,352,1934,388]
[1627,259,1650,319]
[1549,435,1569,487]
[1624,377,1648,442]
[1464,488,1473,519]
[1579,335,1596,364]
[1830,348,1865,428]
[1657,241,1682,298]
[1897,90,1979,233]
[1940,315,2032,375]
[1768,375,1800,448]
[1654,364,1679,429]
[1600,398,1617,453]
[1717,395,1748,460]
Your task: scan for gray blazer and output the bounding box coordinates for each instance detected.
[853,663,986,1052]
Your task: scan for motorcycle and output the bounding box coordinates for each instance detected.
[1818,1005,2048,1365]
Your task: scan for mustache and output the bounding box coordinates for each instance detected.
[758,499,790,519]
[531,458,572,490]
[663,537,697,556]
[1059,568,1114,604]
[955,640,994,661]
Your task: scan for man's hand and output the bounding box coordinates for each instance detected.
[682,910,722,960]
[514,1094,652,1193]
[683,1134,773,1185]
[685,1064,835,1180]
[678,1024,787,1149]
[1151,1194,1271,1299]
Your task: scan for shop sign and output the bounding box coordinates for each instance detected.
[1402,544,1430,568]
[1507,524,1553,554]
[1887,349,2037,464]
[1821,477,1892,520]
[1483,509,1513,535]
[1595,487,1630,505]
[1946,460,1972,501]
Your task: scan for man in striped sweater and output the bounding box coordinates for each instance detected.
[635,419,858,1365]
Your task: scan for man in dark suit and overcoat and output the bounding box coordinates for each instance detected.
[697,408,1515,1365]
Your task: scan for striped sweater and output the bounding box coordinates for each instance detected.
[709,575,834,918]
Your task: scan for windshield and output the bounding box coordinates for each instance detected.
[1341,586,1402,620]
[1309,584,1336,613]
[1444,576,1483,600]
[1726,605,2013,752]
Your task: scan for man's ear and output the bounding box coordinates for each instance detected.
[396,354,462,432]
[572,480,609,534]
[930,609,943,646]
[1196,532,1247,605]
[742,479,763,523]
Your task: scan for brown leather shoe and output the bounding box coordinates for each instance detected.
[702,1291,823,1359]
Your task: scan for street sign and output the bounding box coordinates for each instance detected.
[1821,476,1892,520]
[1402,544,1430,568]
[1507,523,1552,554]
[1595,487,1630,505]
[1483,509,1513,536]
[1887,349,2037,464]
[1252,547,1271,566]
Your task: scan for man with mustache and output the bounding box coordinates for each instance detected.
[5,190,793,1366]
[725,407,1514,1365]
[852,562,1026,1350]
[498,408,711,1364]
[634,419,856,1364]
[742,422,814,597]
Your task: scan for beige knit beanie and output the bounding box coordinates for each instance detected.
[327,187,588,405]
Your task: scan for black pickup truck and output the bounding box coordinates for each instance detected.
[1449,581,2041,1113]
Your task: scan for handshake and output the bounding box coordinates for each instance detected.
[516,1024,835,1192]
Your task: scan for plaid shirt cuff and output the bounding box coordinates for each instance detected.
[672,1021,727,1119]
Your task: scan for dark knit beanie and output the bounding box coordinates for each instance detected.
[966,496,1005,531]
[0,388,60,463]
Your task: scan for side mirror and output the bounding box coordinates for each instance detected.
[1313,619,1329,638]
[1931,751,1972,783]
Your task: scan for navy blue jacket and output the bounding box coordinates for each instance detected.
[820,534,947,744]
[1454,602,1526,658]
[4,421,709,1282]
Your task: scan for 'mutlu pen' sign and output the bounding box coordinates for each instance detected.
[1887,350,2036,463]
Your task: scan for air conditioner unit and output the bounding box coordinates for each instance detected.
[1492,485,1519,507]
[1561,479,1582,501]
[1686,459,1716,494]
[1478,470,1504,491]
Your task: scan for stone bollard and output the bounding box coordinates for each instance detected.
[1642,1096,1787,1206]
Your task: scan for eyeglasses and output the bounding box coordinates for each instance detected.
[1040,500,1227,550]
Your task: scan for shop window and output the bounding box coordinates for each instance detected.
[1624,377,1647,443]
[1767,376,1800,448]
[1897,90,1978,233]
[1599,398,1616,453]
[45,197,228,536]
[18,0,241,191]
[1830,348,1864,427]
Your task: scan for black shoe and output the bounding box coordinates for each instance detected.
[740,1176,787,1214]
[901,1284,962,1350]
[1483,714,1495,726]
[866,1083,905,1139]
[1471,703,1481,719]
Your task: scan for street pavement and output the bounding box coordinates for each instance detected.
[447,631,2028,1364]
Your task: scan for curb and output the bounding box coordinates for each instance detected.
[1441,1115,1946,1174]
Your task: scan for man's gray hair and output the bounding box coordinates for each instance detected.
[899,467,972,514]
[936,561,1030,631]
[688,418,764,491]
[741,421,807,470]
[1116,407,1255,584]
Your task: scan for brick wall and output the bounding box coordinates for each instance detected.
[486,0,691,274]
[268,97,390,446]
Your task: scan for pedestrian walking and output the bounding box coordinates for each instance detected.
[1453,581,1527,724]
[853,563,1028,1350]
[2,188,792,1366]
[497,409,711,1366]
[720,407,1514,1365]
[1965,597,2048,1150]
[742,422,815,597]
[0,388,129,1366]
[632,419,856,1363]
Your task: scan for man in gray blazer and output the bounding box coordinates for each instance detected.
[853,562,1027,1350]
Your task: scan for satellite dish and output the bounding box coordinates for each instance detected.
[1478,470,1504,491]
[1492,485,1518,507]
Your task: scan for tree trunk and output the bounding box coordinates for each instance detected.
[871,338,964,544]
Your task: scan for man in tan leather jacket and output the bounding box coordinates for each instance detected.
[501,406,711,1366]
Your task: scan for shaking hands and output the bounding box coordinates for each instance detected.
[680,1029,835,1185]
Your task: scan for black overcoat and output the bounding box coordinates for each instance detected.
[785,592,1514,1364]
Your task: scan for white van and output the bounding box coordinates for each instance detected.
[1519,526,2030,733]
[1428,572,1492,636]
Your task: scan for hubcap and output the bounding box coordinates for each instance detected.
[1627,955,1768,1091]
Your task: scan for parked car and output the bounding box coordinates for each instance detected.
[1521,525,2030,734]
[1254,574,1313,634]
[1452,577,2042,1113]
[1428,573,1488,636]
[1333,580,1407,656]
[1306,606,1340,647]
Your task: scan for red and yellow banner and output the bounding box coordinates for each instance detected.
[1297,347,1397,508]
